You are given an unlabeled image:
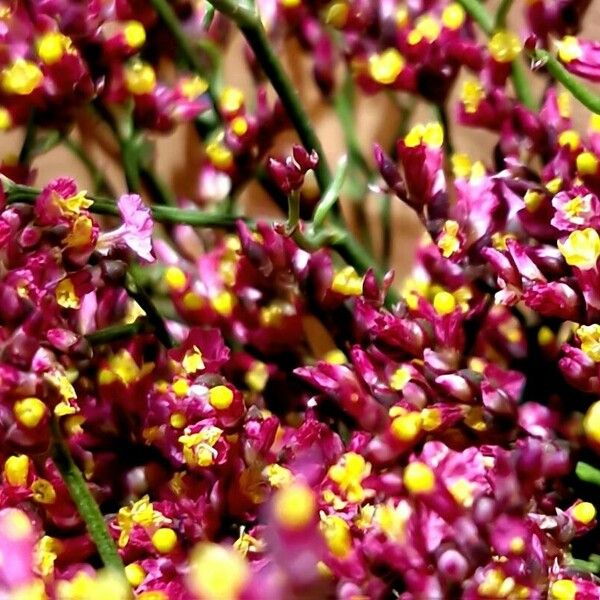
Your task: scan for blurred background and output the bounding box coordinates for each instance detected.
[2,9,599,281]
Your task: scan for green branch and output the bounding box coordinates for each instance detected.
[85,320,149,345]
[50,417,125,575]
[533,49,600,114]
[207,0,332,193]
[494,0,513,30]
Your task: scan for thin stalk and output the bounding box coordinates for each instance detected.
[533,49,600,114]
[576,461,600,486]
[139,166,177,207]
[125,271,174,349]
[19,114,37,165]
[433,104,454,158]
[207,0,332,193]
[50,416,125,574]
[494,0,514,30]
[62,137,116,197]
[85,320,149,345]
[287,191,301,232]
[455,0,535,109]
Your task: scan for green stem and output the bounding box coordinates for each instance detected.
[19,114,37,166]
[125,271,174,349]
[139,166,177,207]
[147,0,221,113]
[287,190,301,232]
[313,156,349,229]
[533,49,600,114]
[494,0,514,30]
[50,417,125,574]
[455,0,535,109]
[62,138,116,197]
[85,320,149,345]
[207,0,332,193]
[576,461,600,486]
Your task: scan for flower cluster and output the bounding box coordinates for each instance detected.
[0,0,600,599]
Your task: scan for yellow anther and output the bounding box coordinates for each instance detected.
[31,479,57,504]
[172,378,189,397]
[328,452,371,503]
[442,3,466,29]
[326,2,349,28]
[125,61,156,95]
[180,75,209,99]
[405,122,444,148]
[13,397,46,428]
[583,399,600,443]
[182,292,203,310]
[452,153,473,178]
[537,326,555,346]
[151,528,177,553]
[324,349,347,364]
[331,266,363,296]
[211,290,236,316]
[245,361,269,392]
[509,536,525,553]
[123,21,146,49]
[449,477,474,507]
[0,107,11,130]
[1,59,43,95]
[182,347,205,374]
[395,6,409,27]
[273,483,315,529]
[414,15,441,42]
[188,543,249,600]
[390,366,411,391]
[208,385,234,410]
[206,141,234,170]
[437,219,460,257]
[37,32,72,64]
[546,177,563,194]
[125,563,146,587]
[391,412,422,441]
[572,501,596,524]
[164,266,186,291]
[4,455,29,486]
[488,30,522,63]
[368,48,405,85]
[320,514,351,557]
[220,86,244,114]
[263,464,293,488]
[231,116,248,137]
[556,36,582,63]
[550,579,577,600]
[558,130,580,150]
[433,290,457,315]
[557,91,572,118]
[169,412,186,429]
[576,151,599,175]
[421,407,442,431]
[523,190,544,213]
[403,461,435,494]
[558,228,600,270]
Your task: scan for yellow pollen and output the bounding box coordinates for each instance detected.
[390,412,422,441]
[169,412,186,429]
[591,113,600,132]
[390,367,411,391]
[125,563,146,587]
[324,349,347,364]
[206,141,234,170]
[245,361,269,392]
[405,122,444,148]
[1,59,43,95]
[524,190,544,212]
[64,215,93,249]
[546,177,563,194]
[537,326,555,346]
[576,151,599,175]
[263,464,293,488]
[273,483,315,529]
[164,266,187,291]
[331,266,363,296]
[124,21,146,49]
[403,461,435,494]
[411,15,441,44]
[328,452,371,502]
[368,48,405,85]
[14,397,46,428]
[451,153,473,178]
[550,579,577,600]
[180,75,209,99]
[572,501,596,524]
[421,407,442,431]
[4,454,29,486]
[151,528,177,553]
[326,2,349,28]
[182,347,205,373]
[437,219,460,257]
[488,30,522,63]
[558,228,600,270]
[509,536,525,553]
[211,290,236,316]
[231,116,248,137]
[182,292,203,310]
[442,3,466,29]
[556,36,582,63]
[461,79,485,114]
[583,400,600,443]
[558,130,580,150]
[31,479,57,504]
[37,32,72,64]
[208,385,234,410]
[395,6,409,27]
[220,86,244,114]
[188,543,249,600]
[557,91,572,118]
[171,378,189,397]
[0,107,11,130]
[320,514,352,557]
[433,290,457,315]
[449,478,474,507]
[125,61,156,95]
